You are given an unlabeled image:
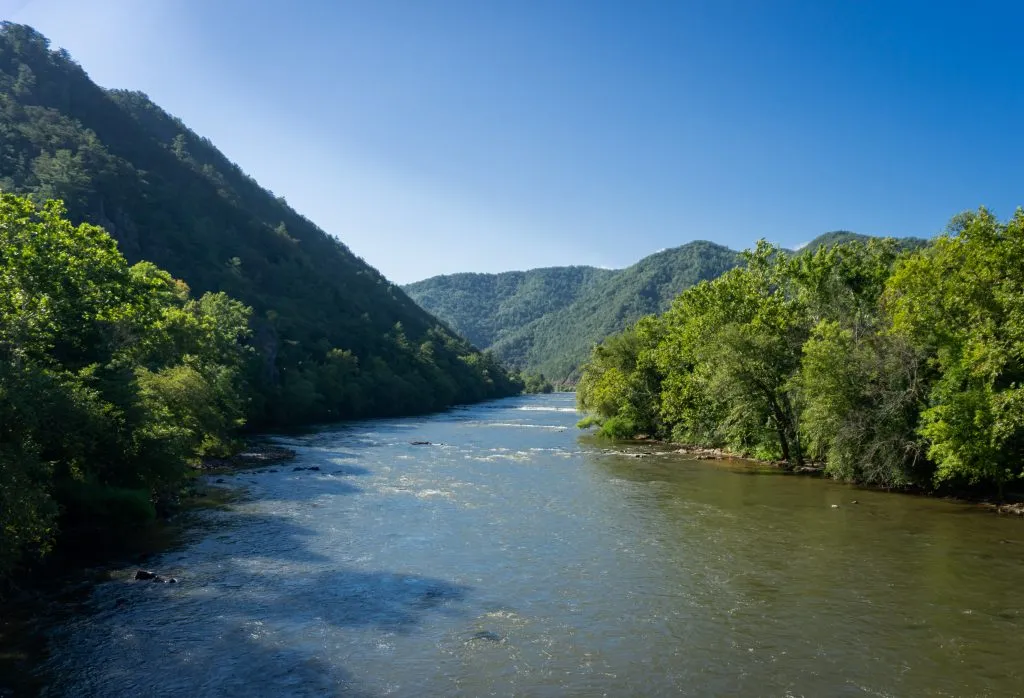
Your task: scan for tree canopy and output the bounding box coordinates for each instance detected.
[577,211,1024,496]
[0,193,251,579]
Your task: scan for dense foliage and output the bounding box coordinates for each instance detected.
[519,373,555,394]
[0,194,251,579]
[0,23,521,431]
[578,210,1024,495]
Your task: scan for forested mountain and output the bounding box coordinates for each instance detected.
[800,230,928,252]
[0,23,520,428]
[403,266,616,350]
[486,241,740,381]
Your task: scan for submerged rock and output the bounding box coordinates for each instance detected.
[135,569,178,584]
[468,630,504,643]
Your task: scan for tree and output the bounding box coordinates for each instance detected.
[659,242,808,463]
[0,193,251,581]
[886,208,1024,494]
[792,240,929,486]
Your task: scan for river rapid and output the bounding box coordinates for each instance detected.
[31,394,1024,696]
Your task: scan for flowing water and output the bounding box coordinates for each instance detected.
[31,394,1024,696]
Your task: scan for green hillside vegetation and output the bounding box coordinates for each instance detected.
[489,241,740,381]
[800,230,929,252]
[577,208,1024,496]
[405,242,740,383]
[0,23,521,431]
[403,266,615,350]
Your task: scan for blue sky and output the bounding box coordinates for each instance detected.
[6,0,1024,283]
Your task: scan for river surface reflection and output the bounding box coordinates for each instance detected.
[37,394,1024,696]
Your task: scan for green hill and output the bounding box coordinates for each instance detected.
[0,23,520,426]
[800,230,928,252]
[403,266,616,350]
[405,241,740,382]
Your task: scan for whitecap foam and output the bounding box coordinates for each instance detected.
[484,423,568,431]
[515,406,578,413]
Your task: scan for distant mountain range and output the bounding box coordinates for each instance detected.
[404,232,927,383]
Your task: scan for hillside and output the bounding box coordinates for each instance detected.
[403,266,616,350]
[406,241,741,382]
[0,23,520,426]
[800,230,929,252]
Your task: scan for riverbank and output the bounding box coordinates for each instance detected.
[196,442,298,472]
[599,439,1024,518]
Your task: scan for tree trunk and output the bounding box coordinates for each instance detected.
[776,424,791,465]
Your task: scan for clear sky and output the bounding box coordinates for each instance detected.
[5,0,1023,283]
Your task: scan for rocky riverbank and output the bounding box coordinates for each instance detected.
[197,442,297,471]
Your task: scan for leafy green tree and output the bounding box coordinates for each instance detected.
[521,372,554,394]
[886,208,1024,494]
[0,193,251,581]
[790,240,930,486]
[577,317,664,438]
[661,242,809,462]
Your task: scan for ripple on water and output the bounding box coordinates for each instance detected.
[32,394,1024,697]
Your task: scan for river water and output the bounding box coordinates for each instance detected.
[33,394,1024,696]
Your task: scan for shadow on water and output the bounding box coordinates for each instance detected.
[36,493,472,697]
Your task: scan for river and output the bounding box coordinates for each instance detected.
[29,394,1024,696]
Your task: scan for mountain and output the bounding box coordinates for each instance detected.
[406,241,741,382]
[405,233,928,383]
[403,266,617,350]
[800,230,929,252]
[0,23,520,426]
